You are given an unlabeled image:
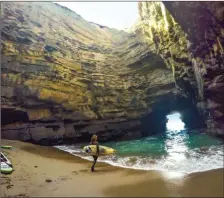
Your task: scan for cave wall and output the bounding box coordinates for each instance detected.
[1,2,175,144]
[138,1,224,137]
[1,2,223,144]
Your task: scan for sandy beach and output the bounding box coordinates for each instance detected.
[1,139,223,197]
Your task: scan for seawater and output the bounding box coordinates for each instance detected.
[54,129,224,173]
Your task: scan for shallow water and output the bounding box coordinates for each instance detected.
[55,129,224,173]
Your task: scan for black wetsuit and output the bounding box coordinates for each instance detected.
[90,141,99,172]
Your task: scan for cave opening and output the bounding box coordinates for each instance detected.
[56,2,138,30]
[1,108,29,126]
[166,112,185,132]
[140,95,206,137]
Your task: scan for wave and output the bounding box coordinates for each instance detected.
[54,144,224,174]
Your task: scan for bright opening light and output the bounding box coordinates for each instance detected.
[166,113,185,132]
[55,2,139,30]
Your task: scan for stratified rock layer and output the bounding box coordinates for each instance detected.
[1,2,223,144]
[138,1,224,137]
[1,2,175,144]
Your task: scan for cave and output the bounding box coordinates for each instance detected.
[1,2,224,197]
[140,95,206,136]
[1,1,224,144]
[1,108,29,126]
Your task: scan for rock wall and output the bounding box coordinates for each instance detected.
[1,2,175,144]
[138,1,224,137]
[1,2,223,144]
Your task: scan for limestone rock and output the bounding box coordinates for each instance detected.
[1,2,174,144]
[138,1,224,137]
[1,1,223,144]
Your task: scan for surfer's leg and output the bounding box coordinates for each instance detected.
[91,156,98,172]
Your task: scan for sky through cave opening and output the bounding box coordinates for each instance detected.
[166,112,185,132]
[55,2,139,30]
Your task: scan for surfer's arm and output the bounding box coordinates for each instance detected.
[96,143,100,155]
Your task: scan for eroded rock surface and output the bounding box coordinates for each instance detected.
[138,1,224,137]
[1,2,223,144]
[1,2,175,144]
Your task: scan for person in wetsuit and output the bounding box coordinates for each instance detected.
[90,135,100,172]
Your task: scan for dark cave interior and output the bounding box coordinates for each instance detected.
[140,95,206,137]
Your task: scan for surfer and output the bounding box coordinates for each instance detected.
[90,135,100,172]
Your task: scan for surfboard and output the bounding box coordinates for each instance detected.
[1,145,12,149]
[1,152,13,174]
[83,145,116,156]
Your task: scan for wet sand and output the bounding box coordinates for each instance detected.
[1,139,223,197]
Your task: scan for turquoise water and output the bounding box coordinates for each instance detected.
[104,131,222,157]
[55,129,224,173]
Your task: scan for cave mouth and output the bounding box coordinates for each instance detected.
[1,108,29,126]
[56,2,138,30]
[166,112,185,132]
[140,96,206,137]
